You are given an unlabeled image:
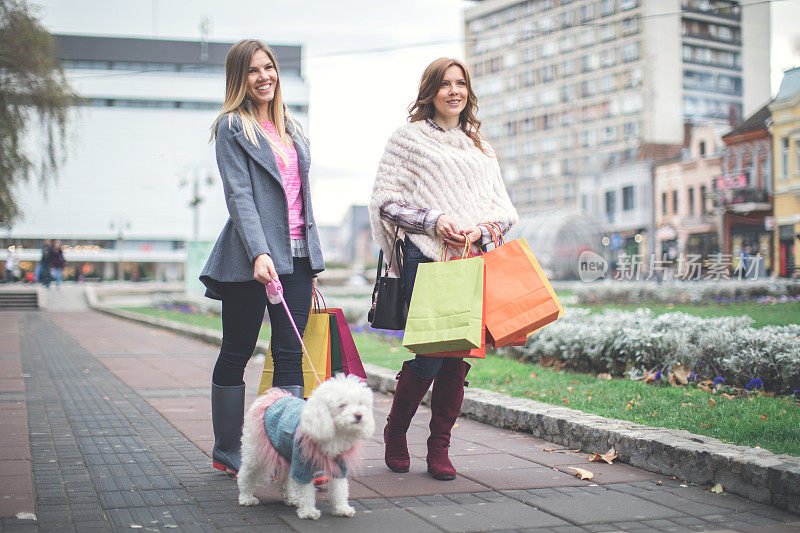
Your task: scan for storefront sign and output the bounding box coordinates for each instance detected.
[715,174,747,190]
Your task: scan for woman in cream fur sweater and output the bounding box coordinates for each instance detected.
[369,58,518,481]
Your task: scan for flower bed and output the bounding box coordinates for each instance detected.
[574,279,800,305]
[508,308,800,394]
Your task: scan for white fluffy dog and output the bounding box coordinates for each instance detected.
[237,374,375,520]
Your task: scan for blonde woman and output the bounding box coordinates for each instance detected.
[369,58,518,480]
[200,39,324,475]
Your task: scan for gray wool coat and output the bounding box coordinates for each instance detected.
[200,113,324,300]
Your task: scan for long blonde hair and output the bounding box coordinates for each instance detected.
[210,39,298,162]
[408,58,486,154]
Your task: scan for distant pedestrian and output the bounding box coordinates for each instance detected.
[39,239,53,288]
[199,39,324,476]
[50,240,65,287]
[369,58,518,481]
[4,250,17,283]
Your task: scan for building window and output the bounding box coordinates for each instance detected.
[699,141,706,156]
[561,10,575,28]
[621,0,639,10]
[781,137,790,179]
[621,17,639,35]
[601,0,616,17]
[688,187,695,215]
[600,73,615,93]
[579,28,596,48]
[700,185,707,213]
[662,192,668,215]
[580,4,596,22]
[672,190,679,214]
[601,47,618,67]
[795,138,800,176]
[599,23,616,42]
[622,41,640,62]
[622,186,634,211]
[605,190,617,222]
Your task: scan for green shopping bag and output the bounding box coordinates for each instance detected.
[327,313,344,374]
[401,255,484,354]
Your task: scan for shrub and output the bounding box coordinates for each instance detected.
[573,279,800,305]
[509,309,800,394]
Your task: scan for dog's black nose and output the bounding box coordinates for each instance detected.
[354,413,362,422]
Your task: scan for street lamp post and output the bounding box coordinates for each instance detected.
[180,166,215,239]
[110,220,130,281]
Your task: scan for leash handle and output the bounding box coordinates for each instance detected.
[266,281,323,386]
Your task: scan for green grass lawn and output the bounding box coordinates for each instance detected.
[576,301,800,328]
[122,305,800,456]
[356,334,800,456]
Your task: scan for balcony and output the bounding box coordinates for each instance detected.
[682,1,741,20]
[715,187,772,213]
[682,31,741,46]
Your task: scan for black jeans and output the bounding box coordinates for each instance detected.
[212,257,313,387]
[401,238,461,379]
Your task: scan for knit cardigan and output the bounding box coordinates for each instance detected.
[369,120,519,266]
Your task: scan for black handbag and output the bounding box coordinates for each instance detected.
[367,229,408,330]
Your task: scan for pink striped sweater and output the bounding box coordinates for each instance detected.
[260,121,306,239]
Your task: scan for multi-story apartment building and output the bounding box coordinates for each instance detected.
[654,124,723,264]
[5,34,308,282]
[464,0,770,215]
[769,67,800,277]
[718,103,773,273]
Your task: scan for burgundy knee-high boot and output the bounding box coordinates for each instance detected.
[427,359,470,480]
[384,361,434,473]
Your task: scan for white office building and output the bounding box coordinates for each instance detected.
[464,0,771,215]
[5,34,308,281]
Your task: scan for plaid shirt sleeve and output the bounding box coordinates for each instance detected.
[379,201,442,239]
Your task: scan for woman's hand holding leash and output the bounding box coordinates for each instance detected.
[254,253,278,284]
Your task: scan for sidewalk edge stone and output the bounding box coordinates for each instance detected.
[88,300,800,515]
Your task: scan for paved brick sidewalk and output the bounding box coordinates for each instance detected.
[1,310,798,532]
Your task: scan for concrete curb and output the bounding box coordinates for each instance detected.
[90,301,800,514]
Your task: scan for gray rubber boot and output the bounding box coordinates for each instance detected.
[281,385,305,399]
[211,382,245,475]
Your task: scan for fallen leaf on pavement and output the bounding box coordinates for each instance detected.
[567,467,594,480]
[589,447,617,464]
[711,483,723,494]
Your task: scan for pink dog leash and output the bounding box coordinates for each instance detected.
[266,280,323,386]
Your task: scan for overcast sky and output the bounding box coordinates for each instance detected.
[35,0,800,225]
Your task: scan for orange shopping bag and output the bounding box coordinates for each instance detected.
[483,238,563,347]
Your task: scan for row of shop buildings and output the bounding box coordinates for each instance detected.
[577,67,800,278]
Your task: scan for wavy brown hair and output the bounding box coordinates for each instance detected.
[408,58,487,154]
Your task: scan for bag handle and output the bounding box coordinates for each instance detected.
[479,222,504,249]
[313,287,326,311]
[439,236,476,262]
